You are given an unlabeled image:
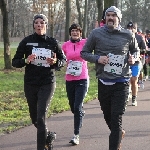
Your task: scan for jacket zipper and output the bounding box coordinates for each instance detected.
[74,44,75,51]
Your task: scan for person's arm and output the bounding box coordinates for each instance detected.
[12,38,27,68]
[141,36,146,50]
[80,30,100,63]
[54,40,66,70]
[140,36,147,54]
[129,34,140,62]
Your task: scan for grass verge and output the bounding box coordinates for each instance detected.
[0,47,98,135]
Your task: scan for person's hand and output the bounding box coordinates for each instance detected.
[98,56,109,65]
[128,54,135,64]
[46,53,57,65]
[26,54,36,64]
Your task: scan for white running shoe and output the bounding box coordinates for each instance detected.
[132,100,137,106]
[69,134,79,145]
[139,82,144,89]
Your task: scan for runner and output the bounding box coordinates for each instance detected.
[12,14,66,150]
[137,28,147,88]
[127,22,146,106]
[81,6,140,150]
[62,23,89,145]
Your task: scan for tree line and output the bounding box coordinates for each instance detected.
[0,0,150,69]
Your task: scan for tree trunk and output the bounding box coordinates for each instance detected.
[0,15,2,41]
[76,0,82,27]
[48,3,54,37]
[96,0,104,25]
[82,0,88,38]
[114,0,119,7]
[104,0,114,8]
[0,0,12,69]
[65,0,71,41]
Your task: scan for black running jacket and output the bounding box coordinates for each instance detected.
[12,33,66,85]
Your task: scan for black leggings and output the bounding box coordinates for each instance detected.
[24,83,55,150]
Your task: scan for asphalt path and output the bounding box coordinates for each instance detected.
[0,81,150,150]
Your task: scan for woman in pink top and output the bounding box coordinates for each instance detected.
[62,23,89,145]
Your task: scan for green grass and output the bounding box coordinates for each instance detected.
[0,42,19,48]
[0,46,98,135]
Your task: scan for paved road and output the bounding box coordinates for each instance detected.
[0,81,150,150]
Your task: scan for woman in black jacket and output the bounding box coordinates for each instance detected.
[12,14,66,150]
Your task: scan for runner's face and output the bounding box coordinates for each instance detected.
[71,29,81,40]
[34,18,47,35]
[105,12,119,28]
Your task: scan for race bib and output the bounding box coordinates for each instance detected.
[104,53,125,75]
[31,47,51,67]
[66,60,83,76]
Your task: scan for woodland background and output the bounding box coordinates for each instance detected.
[0,0,150,69]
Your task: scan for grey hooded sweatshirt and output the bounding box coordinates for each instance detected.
[80,25,140,81]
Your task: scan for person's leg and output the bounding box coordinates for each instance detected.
[138,74,144,90]
[109,82,129,150]
[138,71,143,83]
[37,83,56,150]
[98,80,129,150]
[143,63,148,80]
[98,80,112,130]
[130,65,140,106]
[66,81,77,144]
[66,81,75,113]
[66,80,87,145]
[145,54,149,76]
[126,68,132,106]
[82,77,89,114]
[24,83,38,127]
[138,60,145,89]
[74,79,87,135]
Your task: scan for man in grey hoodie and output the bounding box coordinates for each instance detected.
[80,6,140,150]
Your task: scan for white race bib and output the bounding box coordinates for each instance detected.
[104,53,125,75]
[66,60,83,76]
[31,47,51,67]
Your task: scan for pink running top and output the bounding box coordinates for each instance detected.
[62,39,89,81]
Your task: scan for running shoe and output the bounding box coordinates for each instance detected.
[45,131,56,150]
[69,134,79,145]
[132,99,137,106]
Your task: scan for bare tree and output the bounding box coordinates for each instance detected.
[6,0,150,44]
[121,0,150,30]
[82,0,88,38]
[114,0,119,7]
[65,0,71,41]
[104,0,114,8]
[75,0,88,38]
[0,0,12,69]
[96,0,104,25]
[0,14,2,41]
[76,0,82,27]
